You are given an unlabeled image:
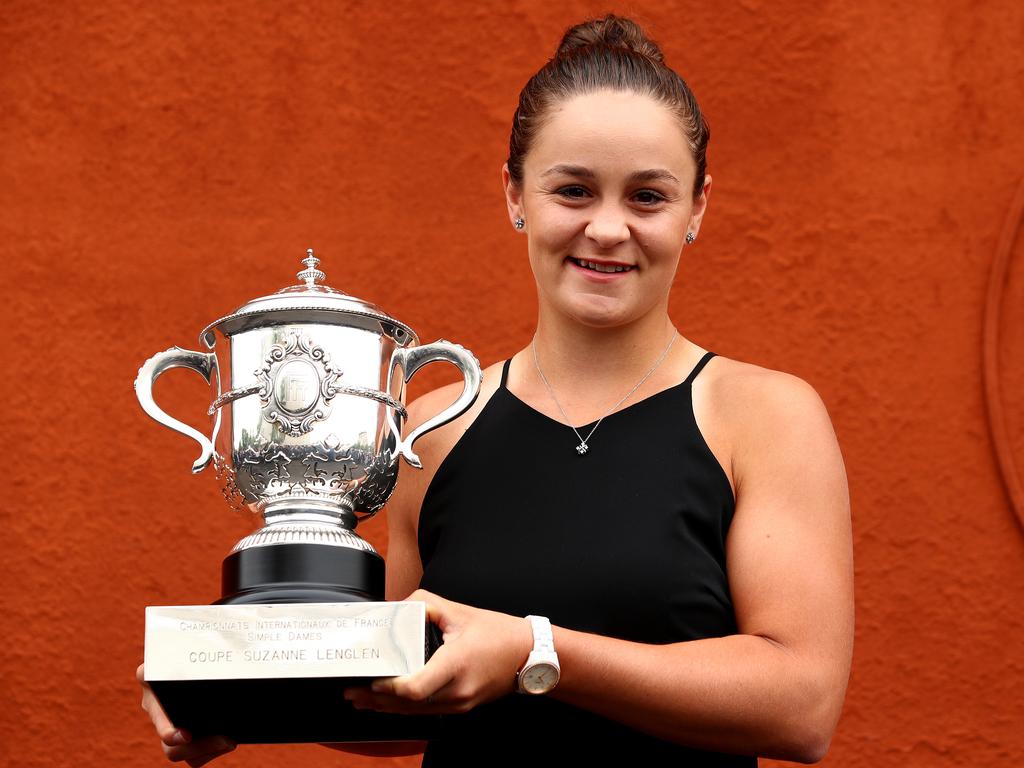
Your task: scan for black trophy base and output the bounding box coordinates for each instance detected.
[150,677,441,744]
[219,541,386,604]
[149,542,443,743]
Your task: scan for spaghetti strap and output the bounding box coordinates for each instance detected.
[499,359,512,389]
[683,351,717,385]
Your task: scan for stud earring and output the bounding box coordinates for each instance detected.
[514,218,525,230]
[685,232,696,244]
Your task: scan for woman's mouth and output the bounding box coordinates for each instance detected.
[568,257,633,273]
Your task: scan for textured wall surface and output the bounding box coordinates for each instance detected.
[2,1,1023,767]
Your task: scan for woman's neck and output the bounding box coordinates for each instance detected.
[528,307,681,396]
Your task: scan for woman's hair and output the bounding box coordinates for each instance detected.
[507,15,710,199]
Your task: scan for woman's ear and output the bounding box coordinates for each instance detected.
[502,163,525,228]
[687,174,712,238]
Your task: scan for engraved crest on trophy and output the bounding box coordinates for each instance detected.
[256,331,342,436]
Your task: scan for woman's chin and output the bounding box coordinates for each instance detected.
[562,299,640,329]
[540,285,660,329]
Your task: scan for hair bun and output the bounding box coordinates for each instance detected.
[556,15,665,62]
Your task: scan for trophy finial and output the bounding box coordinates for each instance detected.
[297,248,327,286]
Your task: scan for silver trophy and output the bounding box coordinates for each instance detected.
[135,250,481,742]
[136,249,480,603]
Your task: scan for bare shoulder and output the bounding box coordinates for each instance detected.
[686,354,833,491]
[701,356,835,459]
[704,355,826,413]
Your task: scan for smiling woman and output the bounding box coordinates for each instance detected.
[139,13,853,768]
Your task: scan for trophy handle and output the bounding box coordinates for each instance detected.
[135,346,218,473]
[392,340,482,469]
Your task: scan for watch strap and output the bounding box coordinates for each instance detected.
[526,615,555,653]
[516,615,560,694]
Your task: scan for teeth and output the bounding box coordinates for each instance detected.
[574,258,630,273]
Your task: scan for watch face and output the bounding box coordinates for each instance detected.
[521,662,559,694]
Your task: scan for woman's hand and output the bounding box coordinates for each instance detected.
[343,590,533,715]
[137,664,237,767]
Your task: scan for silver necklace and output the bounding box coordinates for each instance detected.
[532,331,678,456]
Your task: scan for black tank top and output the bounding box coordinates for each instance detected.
[418,352,755,766]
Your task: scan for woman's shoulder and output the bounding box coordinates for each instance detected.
[703,353,837,468]
[705,353,824,409]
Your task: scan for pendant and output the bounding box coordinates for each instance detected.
[576,442,588,455]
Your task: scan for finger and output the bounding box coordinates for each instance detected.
[345,689,444,716]
[345,676,467,715]
[144,696,186,746]
[344,689,411,714]
[345,683,434,714]
[403,589,447,625]
[404,588,436,602]
[140,689,186,745]
[164,735,235,765]
[373,642,458,702]
[185,737,236,767]
[139,676,188,746]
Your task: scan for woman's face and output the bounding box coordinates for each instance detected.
[504,89,710,329]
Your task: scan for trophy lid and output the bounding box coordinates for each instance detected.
[199,249,416,348]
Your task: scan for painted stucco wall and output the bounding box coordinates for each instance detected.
[3,2,1022,766]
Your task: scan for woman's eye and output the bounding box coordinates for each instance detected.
[633,189,666,205]
[556,185,590,199]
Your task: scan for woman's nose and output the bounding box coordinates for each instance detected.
[584,204,630,248]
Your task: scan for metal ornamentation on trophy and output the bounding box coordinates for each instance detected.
[135,250,481,743]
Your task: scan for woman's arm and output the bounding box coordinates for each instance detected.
[347,368,853,763]
[552,370,853,761]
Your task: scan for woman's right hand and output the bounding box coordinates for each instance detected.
[137,664,237,767]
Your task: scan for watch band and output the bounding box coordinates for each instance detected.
[526,615,554,653]
[516,615,560,694]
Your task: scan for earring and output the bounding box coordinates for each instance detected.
[685,232,696,244]
[514,218,525,230]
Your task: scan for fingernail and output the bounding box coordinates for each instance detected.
[370,680,386,693]
[171,729,191,745]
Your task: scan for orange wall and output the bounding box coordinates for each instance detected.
[3,2,1023,767]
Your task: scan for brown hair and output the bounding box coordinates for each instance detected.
[507,15,710,199]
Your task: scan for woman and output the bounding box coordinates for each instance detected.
[141,15,853,766]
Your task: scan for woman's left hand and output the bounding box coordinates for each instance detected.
[343,589,534,715]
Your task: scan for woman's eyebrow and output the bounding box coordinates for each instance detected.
[540,164,679,185]
[541,164,595,178]
[627,169,680,184]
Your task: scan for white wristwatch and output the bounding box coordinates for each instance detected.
[515,615,560,695]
